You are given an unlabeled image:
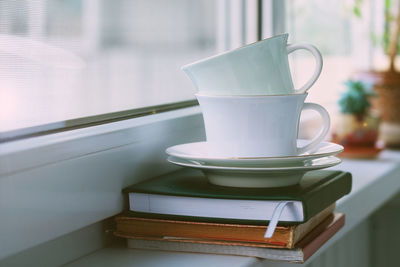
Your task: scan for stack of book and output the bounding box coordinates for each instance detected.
[115,169,352,263]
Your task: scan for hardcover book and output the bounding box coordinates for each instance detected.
[126,213,345,263]
[114,204,335,249]
[124,169,352,225]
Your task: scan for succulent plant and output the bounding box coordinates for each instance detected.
[338,80,376,118]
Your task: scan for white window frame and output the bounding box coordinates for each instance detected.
[0,0,285,263]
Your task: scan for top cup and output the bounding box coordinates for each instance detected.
[182,34,322,95]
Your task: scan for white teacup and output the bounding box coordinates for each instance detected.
[183,34,323,95]
[196,93,330,158]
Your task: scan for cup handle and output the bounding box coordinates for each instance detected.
[286,43,323,94]
[297,103,330,155]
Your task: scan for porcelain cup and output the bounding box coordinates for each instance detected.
[196,93,330,158]
[183,34,322,95]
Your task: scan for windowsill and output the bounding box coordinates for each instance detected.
[65,247,260,267]
[0,106,206,262]
[0,106,203,176]
[2,102,400,266]
[64,150,400,267]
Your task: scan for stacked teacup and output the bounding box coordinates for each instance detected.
[182,34,328,158]
[176,33,336,187]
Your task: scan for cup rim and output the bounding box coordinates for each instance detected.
[195,92,308,98]
[181,33,289,71]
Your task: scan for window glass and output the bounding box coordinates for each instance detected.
[0,0,217,136]
[285,0,373,110]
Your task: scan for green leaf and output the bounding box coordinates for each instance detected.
[353,6,362,18]
[385,0,392,11]
[339,80,375,115]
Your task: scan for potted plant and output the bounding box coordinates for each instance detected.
[353,1,400,147]
[332,80,382,157]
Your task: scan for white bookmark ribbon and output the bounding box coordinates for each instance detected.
[264,201,294,238]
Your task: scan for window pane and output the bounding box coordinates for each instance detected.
[285,0,370,110]
[0,0,217,135]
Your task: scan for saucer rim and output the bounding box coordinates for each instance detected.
[166,140,344,162]
[167,155,342,172]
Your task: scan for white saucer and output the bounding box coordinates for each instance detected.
[167,156,341,188]
[166,140,343,167]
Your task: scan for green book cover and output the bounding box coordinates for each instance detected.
[123,169,352,225]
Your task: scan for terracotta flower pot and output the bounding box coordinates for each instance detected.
[332,113,380,146]
[353,70,400,148]
[332,113,382,158]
